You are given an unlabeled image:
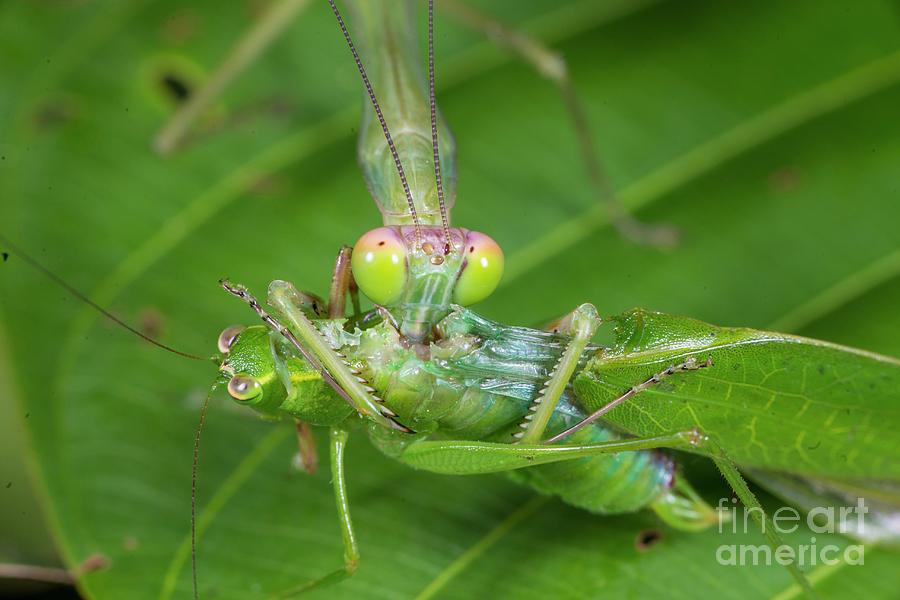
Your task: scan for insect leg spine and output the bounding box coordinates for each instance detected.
[306,303,392,407]
[223,279,404,426]
[515,304,600,442]
[633,356,713,395]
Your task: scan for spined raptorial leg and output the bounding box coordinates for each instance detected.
[441,0,678,248]
[545,356,714,444]
[541,307,583,334]
[220,279,409,432]
[515,303,600,444]
[271,428,360,598]
[327,246,361,319]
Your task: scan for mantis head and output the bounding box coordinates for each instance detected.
[351,225,504,341]
[329,0,503,342]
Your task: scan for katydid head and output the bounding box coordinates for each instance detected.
[218,323,354,425]
[351,225,504,341]
[218,325,281,416]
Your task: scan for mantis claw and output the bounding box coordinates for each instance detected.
[387,419,414,434]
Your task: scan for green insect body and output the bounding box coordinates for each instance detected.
[205,2,826,595]
[219,291,718,531]
[220,324,354,426]
[3,0,899,597]
[174,1,879,596]
[352,0,458,226]
[341,0,505,342]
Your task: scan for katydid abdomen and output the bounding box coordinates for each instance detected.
[359,307,713,528]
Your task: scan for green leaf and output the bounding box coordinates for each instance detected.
[2,1,900,599]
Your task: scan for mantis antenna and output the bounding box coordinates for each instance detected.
[327,0,424,247]
[426,0,453,253]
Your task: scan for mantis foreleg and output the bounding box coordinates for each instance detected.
[271,428,359,599]
[441,0,677,248]
[515,303,600,444]
[221,279,409,432]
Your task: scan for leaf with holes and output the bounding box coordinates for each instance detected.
[2,1,900,599]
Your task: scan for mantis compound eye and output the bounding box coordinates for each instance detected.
[217,325,246,354]
[453,231,504,306]
[351,227,408,305]
[227,375,262,403]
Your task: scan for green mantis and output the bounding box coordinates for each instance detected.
[3,2,900,599]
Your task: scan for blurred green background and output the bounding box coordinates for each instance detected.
[2,0,900,598]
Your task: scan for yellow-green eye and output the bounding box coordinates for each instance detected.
[453,232,504,306]
[227,375,262,403]
[351,227,408,305]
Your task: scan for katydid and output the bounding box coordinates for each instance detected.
[3,2,900,599]
[192,1,898,597]
[204,1,900,597]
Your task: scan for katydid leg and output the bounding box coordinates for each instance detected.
[710,443,816,598]
[515,303,600,444]
[400,429,705,475]
[272,428,359,598]
[400,432,814,597]
[546,356,713,444]
[293,420,318,475]
[441,0,677,247]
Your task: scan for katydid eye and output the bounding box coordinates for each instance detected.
[453,232,504,306]
[217,325,245,353]
[351,227,408,305]
[227,375,262,402]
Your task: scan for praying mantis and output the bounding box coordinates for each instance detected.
[1,1,900,600]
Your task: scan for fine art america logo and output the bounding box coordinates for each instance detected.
[715,497,867,566]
